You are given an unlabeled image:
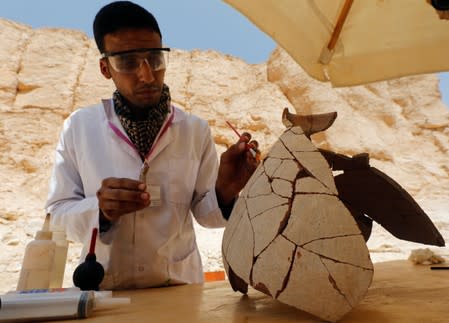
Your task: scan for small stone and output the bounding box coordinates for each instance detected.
[6,262,21,273]
[0,212,19,221]
[7,239,20,246]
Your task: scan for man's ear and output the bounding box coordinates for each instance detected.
[100,58,112,79]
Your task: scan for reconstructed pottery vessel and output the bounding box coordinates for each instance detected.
[222,109,444,322]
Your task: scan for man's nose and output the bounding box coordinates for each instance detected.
[137,59,155,82]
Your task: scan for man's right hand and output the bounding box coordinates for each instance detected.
[96,177,150,222]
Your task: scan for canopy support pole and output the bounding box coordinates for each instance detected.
[319,0,354,64]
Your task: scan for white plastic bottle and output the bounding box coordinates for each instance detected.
[49,225,69,288]
[16,215,56,291]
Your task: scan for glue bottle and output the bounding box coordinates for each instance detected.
[16,214,56,291]
[49,224,69,288]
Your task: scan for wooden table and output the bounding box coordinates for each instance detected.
[57,261,448,322]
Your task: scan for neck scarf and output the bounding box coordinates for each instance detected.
[113,84,170,159]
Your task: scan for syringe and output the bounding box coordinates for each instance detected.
[0,289,130,322]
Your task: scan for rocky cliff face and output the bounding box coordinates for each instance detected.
[0,18,448,293]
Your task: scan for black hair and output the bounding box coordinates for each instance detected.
[93,1,162,53]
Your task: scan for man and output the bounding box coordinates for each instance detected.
[45,1,259,290]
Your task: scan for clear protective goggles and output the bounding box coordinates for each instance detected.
[102,48,170,74]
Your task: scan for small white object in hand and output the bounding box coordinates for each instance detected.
[408,248,446,265]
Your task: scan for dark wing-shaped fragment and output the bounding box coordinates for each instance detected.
[334,167,445,246]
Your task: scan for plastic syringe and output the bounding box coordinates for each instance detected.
[0,290,130,322]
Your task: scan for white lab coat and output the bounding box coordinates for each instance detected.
[45,99,227,289]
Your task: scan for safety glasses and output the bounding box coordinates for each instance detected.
[102,48,170,74]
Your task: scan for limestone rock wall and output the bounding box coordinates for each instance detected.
[268,48,449,202]
[0,18,448,293]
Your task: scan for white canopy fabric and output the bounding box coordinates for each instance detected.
[223,0,449,87]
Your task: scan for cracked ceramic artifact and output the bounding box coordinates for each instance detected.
[222,108,444,322]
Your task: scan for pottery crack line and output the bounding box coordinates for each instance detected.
[274,245,298,299]
[302,248,374,271]
[278,142,332,195]
[223,207,245,257]
[248,217,257,284]
[278,199,293,235]
[296,165,336,194]
[268,176,294,199]
[280,233,299,247]
[252,206,292,258]
[320,257,352,307]
[240,197,256,257]
[247,190,275,199]
[285,152,336,195]
[273,138,337,195]
[248,202,290,220]
[300,234,362,247]
[279,137,299,160]
[250,211,256,260]
[279,134,318,155]
[294,191,335,197]
[264,159,291,181]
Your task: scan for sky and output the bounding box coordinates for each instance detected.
[1,0,448,107]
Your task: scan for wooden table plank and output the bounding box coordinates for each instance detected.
[55,260,448,322]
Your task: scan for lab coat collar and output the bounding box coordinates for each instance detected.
[101,98,185,163]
